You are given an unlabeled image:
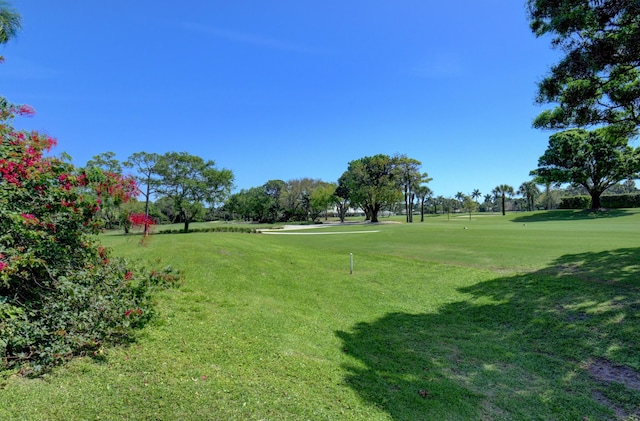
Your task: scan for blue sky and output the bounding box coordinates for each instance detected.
[1,1,560,198]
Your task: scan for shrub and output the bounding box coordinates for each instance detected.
[0,97,182,374]
[559,194,640,209]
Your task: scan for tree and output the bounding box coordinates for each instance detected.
[493,184,515,215]
[263,179,286,222]
[414,185,432,222]
[280,178,324,222]
[85,152,127,230]
[339,154,401,223]
[462,195,477,220]
[333,181,351,223]
[154,152,233,231]
[0,1,21,48]
[471,189,481,205]
[518,181,541,211]
[394,155,423,223]
[531,126,640,209]
[309,182,336,221]
[454,192,465,212]
[482,193,494,212]
[124,152,161,236]
[528,0,640,129]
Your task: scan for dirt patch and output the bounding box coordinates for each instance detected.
[585,359,640,419]
[587,358,640,392]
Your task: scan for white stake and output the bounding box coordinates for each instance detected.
[350,253,353,275]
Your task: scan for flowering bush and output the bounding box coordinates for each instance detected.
[128,212,156,235]
[0,97,181,373]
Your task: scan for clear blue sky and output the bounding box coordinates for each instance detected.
[2,1,560,198]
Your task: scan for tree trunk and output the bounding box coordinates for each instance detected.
[501,195,506,215]
[370,204,381,223]
[590,191,602,209]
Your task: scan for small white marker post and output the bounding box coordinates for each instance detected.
[350,253,353,275]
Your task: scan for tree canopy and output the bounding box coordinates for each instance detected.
[154,152,233,231]
[528,0,640,129]
[532,125,640,209]
[338,154,401,223]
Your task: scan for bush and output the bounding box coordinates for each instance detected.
[157,226,260,234]
[558,194,640,209]
[0,97,182,374]
[558,196,591,209]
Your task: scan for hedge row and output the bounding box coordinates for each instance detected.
[158,226,261,234]
[559,193,640,209]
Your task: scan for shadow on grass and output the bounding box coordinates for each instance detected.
[336,248,640,420]
[512,209,634,223]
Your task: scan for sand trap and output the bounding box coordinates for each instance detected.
[261,230,379,235]
[259,221,382,235]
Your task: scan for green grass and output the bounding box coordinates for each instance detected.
[2,210,640,420]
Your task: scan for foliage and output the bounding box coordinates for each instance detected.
[558,195,592,209]
[154,152,233,231]
[560,193,640,209]
[394,155,423,223]
[157,226,260,234]
[0,1,20,49]
[226,178,335,223]
[414,184,432,221]
[528,0,640,129]
[532,126,640,208]
[518,180,541,211]
[123,152,160,236]
[338,154,402,223]
[308,182,336,221]
[492,184,515,215]
[0,97,181,373]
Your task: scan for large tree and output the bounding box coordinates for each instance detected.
[154,152,233,231]
[339,154,401,223]
[532,126,640,209]
[528,0,640,129]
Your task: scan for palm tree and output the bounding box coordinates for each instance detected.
[454,192,465,211]
[483,193,493,212]
[493,184,515,215]
[471,189,481,205]
[0,1,21,46]
[518,181,541,211]
[414,185,432,222]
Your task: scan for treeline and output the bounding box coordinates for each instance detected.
[90,152,433,228]
[91,149,640,232]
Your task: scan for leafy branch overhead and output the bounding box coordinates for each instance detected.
[528,0,640,129]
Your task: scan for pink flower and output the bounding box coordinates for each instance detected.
[0,261,7,271]
[21,213,39,225]
[16,104,36,117]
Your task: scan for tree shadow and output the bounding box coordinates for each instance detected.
[512,209,633,223]
[336,248,640,420]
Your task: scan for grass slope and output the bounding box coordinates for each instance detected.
[1,210,639,420]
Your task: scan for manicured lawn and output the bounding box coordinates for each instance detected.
[1,210,639,419]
